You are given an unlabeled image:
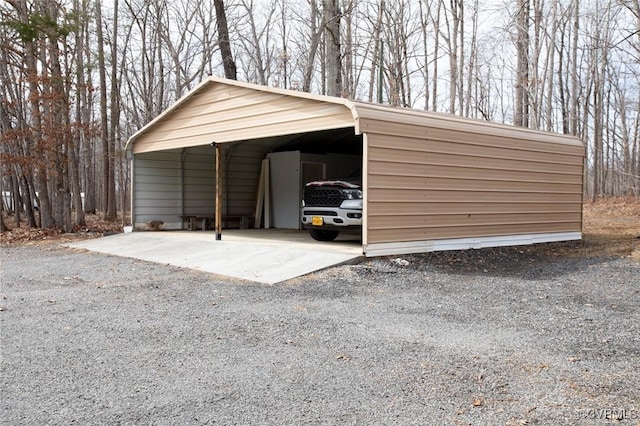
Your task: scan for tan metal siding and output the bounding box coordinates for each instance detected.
[368,188,583,204]
[368,174,582,193]
[132,84,353,154]
[355,104,581,149]
[371,202,582,215]
[371,146,583,175]
[370,161,583,184]
[364,128,584,245]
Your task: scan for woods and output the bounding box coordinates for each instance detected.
[1,0,639,230]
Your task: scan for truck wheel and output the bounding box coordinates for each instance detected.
[309,229,340,241]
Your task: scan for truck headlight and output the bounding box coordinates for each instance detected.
[341,199,363,209]
[342,189,362,200]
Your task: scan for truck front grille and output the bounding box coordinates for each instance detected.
[303,188,344,207]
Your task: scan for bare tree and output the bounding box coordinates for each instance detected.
[95,0,112,219]
[464,0,479,118]
[237,0,275,86]
[430,0,444,111]
[368,0,385,103]
[514,0,530,127]
[214,0,237,80]
[323,0,342,96]
[302,0,322,92]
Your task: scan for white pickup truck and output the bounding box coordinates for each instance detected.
[300,179,362,241]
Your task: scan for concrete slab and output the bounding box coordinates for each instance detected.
[66,230,363,284]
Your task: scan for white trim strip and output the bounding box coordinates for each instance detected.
[363,232,582,257]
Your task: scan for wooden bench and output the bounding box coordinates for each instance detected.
[180,215,215,231]
[179,215,250,231]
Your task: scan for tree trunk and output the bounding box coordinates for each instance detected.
[515,0,530,127]
[570,0,580,136]
[465,0,478,118]
[419,0,430,110]
[303,0,321,93]
[82,20,97,215]
[20,175,37,227]
[214,0,237,80]
[323,0,342,97]
[96,0,110,218]
[431,0,443,111]
[544,0,559,131]
[368,1,384,103]
[0,172,6,232]
[11,174,21,228]
[448,0,459,114]
[105,0,119,222]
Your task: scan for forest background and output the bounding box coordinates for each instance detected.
[0,0,639,232]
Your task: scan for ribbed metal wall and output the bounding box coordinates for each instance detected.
[363,124,584,244]
[183,146,216,216]
[133,150,183,228]
[133,144,271,229]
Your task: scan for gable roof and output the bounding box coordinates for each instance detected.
[126,77,359,154]
[126,76,584,155]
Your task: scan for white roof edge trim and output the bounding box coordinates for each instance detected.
[363,232,582,257]
[125,77,361,153]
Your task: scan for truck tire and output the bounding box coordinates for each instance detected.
[309,229,340,242]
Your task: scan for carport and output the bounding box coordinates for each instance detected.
[125,77,585,258]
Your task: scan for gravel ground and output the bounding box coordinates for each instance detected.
[1,243,639,425]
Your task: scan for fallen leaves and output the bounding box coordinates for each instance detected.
[0,226,65,245]
[0,213,124,246]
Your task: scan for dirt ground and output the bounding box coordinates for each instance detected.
[579,197,640,260]
[2,197,639,261]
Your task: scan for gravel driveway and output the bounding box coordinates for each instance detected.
[1,243,639,425]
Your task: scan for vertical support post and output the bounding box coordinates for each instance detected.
[180,148,186,228]
[215,143,222,240]
[129,152,135,230]
[264,158,270,229]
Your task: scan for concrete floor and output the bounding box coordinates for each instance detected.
[67,229,363,284]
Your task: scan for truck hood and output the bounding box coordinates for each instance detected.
[305,180,361,189]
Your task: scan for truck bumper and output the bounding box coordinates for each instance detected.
[301,207,363,229]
